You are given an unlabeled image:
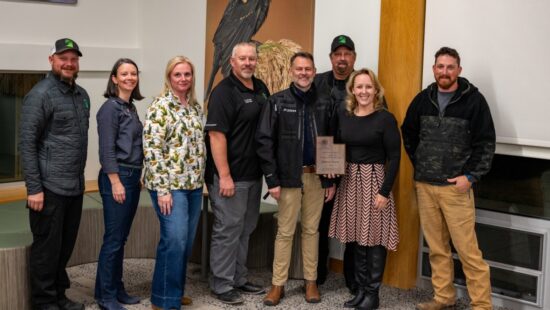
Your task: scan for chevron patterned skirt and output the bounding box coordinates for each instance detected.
[328,163,399,251]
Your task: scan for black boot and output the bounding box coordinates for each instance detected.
[355,245,387,310]
[344,241,358,294]
[344,289,365,308]
[344,243,366,308]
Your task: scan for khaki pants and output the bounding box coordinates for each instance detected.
[416,182,492,310]
[272,173,324,285]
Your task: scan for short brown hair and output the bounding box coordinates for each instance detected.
[435,47,461,66]
[290,51,314,66]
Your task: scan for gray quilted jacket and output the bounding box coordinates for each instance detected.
[19,72,90,196]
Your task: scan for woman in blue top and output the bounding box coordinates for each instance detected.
[95,58,144,310]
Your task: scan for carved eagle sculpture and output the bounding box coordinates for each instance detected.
[204,0,271,100]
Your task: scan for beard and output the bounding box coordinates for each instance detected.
[436,76,456,90]
[53,68,78,84]
[336,62,349,75]
[238,69,254,80]
[293,77,314,90]
[61,73,78,84]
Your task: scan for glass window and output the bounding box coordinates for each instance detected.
[423,223,543,271]
[421,253,539,303]
[0,73,46,183]
[476,223,542,271]
[475,154,550,221]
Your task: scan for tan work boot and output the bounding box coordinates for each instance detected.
[264,285,285,306]
[304,280,321,303]
[416,299,455,310]
[181,296,192,305]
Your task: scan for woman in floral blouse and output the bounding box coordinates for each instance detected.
[143,56,206,309]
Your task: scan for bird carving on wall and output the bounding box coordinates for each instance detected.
[204,0,271,100]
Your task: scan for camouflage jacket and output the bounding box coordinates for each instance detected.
[401,77,496,184]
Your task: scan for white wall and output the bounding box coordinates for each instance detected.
[0,0,207,182]
[313,0,381,74]
[139,0,207,105]
[424,0,550,152]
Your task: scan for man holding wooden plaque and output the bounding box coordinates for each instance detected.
[256,52,336,306]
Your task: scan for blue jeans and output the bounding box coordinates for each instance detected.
[95,166,141,302]
[150,188,203,309]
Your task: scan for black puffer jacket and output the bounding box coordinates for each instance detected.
[19,73,90,196]
[401,77,495,184]
[256,83,332,189]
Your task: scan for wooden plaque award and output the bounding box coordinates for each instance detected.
[315,136,345,175]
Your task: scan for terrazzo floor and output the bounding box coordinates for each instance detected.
[66,259,510,310]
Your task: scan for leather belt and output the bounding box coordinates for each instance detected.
[302,165,316,173]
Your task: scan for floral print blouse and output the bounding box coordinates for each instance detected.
[143,91,206,196]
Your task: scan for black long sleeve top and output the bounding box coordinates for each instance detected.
[333,108,401,197]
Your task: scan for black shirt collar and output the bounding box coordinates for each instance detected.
[229,71,262,93]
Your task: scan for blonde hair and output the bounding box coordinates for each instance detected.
[345,68,385,114]
[161,56,198,106]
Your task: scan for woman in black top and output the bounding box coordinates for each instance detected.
[328,68,401,310]
[95,58,144,310]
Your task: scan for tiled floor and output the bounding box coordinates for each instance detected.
[67,259,508,309]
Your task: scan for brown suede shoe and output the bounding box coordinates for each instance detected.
[263,285,285,306]
[416,299,455,310]
[181,296,192,305]
[304,280,321,303]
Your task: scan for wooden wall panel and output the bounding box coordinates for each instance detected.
[379,0,425,289]
[204,0,315,95]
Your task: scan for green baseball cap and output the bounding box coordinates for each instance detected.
[331,35,355,52]
[50,38,82,56]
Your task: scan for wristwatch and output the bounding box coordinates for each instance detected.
[465,174,476,183]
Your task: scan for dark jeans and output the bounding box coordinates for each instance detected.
[318,199,356,290]
[95,167,141,302]
[29,188,83,307]
[149,188,203,309]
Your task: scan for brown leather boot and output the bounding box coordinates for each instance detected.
[181,296,192,305]
[263,285,285,306]
[304,280,321,303]
[416,299,455,310]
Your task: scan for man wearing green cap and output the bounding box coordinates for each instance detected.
[314,34,358,293]
[20,38,89,310]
